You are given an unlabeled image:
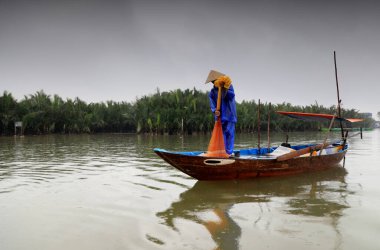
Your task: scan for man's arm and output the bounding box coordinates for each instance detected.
[209,90,217,113]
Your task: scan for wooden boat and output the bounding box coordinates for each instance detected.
[154,111,362,180]
[154,142,347,180]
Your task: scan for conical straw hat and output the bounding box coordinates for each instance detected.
[204,70,225,84]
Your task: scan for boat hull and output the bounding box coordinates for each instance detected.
[154,148,346,180]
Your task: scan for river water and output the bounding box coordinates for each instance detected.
[0,130,379,250]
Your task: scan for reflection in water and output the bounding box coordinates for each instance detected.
[158,167,350,250]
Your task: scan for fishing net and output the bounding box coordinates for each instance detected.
[204,118,229,158]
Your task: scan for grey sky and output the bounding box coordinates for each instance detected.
[0,0,379,117]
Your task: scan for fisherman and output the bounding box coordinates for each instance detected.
[205,70,237,155]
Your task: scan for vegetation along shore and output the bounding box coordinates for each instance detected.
[0,89,374,136]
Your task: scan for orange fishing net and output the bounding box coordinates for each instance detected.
[204,86,229,158]
[204,118,229,158]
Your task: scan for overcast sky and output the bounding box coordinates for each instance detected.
[0,0,379,117]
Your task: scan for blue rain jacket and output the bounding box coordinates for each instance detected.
[209,85,237,123]
[209,85,237,155]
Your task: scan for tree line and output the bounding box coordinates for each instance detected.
[0,89,374,135]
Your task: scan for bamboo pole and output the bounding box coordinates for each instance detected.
[217,87,222,112]
[334,51,344,139]
[360,127,363,139]
[267,102,271,151]
[257,99,261,153]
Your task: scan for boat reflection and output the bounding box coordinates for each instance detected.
[157,166,350,249]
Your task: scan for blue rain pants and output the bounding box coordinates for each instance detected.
[222,121,235,155]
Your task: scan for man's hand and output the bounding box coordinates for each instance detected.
[213,80,224,88]
[215,110,220,117]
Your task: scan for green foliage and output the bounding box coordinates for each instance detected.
[0,91,18,134]
[0,89,374,135]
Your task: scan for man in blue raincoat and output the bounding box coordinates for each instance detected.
[205,70,237,155]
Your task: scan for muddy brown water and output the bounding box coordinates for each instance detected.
[1,130,379,250]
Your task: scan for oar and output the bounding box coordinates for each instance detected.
[276,144,325,162]
[279,113,337,161]
[319,115,335,156]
